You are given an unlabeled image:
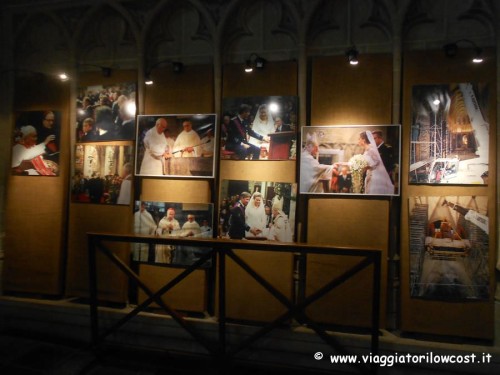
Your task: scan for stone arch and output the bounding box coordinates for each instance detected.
[73,0,140,67]
[13,10,72,73]
[141,0,215,65]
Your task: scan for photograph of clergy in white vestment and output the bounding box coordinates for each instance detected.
[135,114,216,178]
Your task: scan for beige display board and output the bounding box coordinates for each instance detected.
[400,50,496,340]
[137,265,207,313]
[306,199,388,328]
[217,250,295,322]
[3,76,70,295]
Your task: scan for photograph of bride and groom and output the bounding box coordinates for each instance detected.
[300,125,400,196]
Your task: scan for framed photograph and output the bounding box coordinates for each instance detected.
[221,96,298,160]
[409,83,489,185]
[71,144,134,205]
[11,110,61,176]
[409,196,489,301]
[133,201,213,267]
[219,179,296,242]
[76,82,137,142]
[300,125,400,196]
[135,114,216,178]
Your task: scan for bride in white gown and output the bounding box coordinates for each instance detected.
[358,131,394,195]
[245,191,268,238]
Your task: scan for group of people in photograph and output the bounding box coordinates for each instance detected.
[300,129,396,195]
[137,116,215,176]
[76,83,136,142]
[71,161,133,205]
[221,101,296,160]
[220,190,293,242]
[11,111,60,176]
[133,202,213,265]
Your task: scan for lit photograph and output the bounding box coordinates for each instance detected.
[71,144,134,205]
[409,196,489,301]
[135,114,216,178]
[409,83,489,185]
[219,179,296,242]
[132,200,213,267]
[76,81,137,142]
[300,125,400,196]
[11,110,61,176]
[221,96,298,160]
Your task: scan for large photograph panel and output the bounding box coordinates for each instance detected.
[135,114,216,178]
[76,82,137,142]
[409,196,489,301]
[11,110,61,176]
[409,83,489,185]
[300,125,400,196]
[219,180,296,242]
[71,144,134,205]
[133,201,213,267]
[221,96,298,160]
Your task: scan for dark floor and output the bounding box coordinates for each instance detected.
[0,331,344,375]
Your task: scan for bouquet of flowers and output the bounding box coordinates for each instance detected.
[348,154,368,193]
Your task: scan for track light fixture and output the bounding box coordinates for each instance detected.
[243,53,266,73]
[345,46,359,65]
[144,60,184,85]
[443,39,484,63]
[78,63,113,77]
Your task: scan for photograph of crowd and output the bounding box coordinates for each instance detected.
[76,82,136,142]
[300,125,400,196]
[71,144,134,205]
[219,180,296,242]
[409,196,489,301]
[133,201,213,267]
[135,114,216,178]
[221,96,298,160]
[409,83,489,185]
[11,110,61,176]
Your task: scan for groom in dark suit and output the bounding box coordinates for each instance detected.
[225,104,270,160]
[372,130,395,182]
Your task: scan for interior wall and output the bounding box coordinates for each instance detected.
[400,50,496,340]
[2,76,70,295]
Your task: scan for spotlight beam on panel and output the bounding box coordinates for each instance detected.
[144,60,184,85]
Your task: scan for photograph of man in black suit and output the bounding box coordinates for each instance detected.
[372,129,395,182]
[224,104,270,160]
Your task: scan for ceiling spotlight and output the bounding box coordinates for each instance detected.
[145,74,153,85]
[244,60,253,73]
[243,53,266,73]
[346,47,359,65]
[101,67,112,77]
[443,39,484,64]
[443,43,458,58]
[472,48,483,63]
[172,62,184,73]
[58,72,69,81]
[255,56,266,69]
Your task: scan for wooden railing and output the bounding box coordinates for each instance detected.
[88,232,382,374]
